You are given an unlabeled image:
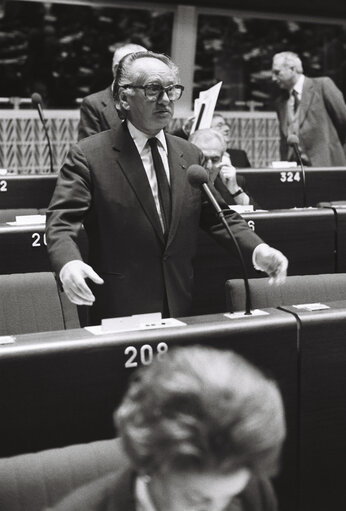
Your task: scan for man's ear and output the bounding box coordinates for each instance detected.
[118,89,130,111]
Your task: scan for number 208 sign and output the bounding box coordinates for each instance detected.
[124,342,168,368]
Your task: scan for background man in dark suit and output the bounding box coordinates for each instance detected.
[272,51,346,166]
[77,42,146,140]
[46,51,287,325]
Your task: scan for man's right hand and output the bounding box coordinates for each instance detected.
[59,260,104,306]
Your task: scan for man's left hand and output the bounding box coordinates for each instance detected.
[253,243,288,284]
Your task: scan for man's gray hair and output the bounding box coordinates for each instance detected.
[273,51,303,73]
[111,43,147,77]
[189,128,227,154]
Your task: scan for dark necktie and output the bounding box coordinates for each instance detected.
[292,89,299,113]
[148,137,171,234]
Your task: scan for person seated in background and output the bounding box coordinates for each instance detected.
[77,42,147,140]
[211,113,251,168]
[190,128,256,207]
[47,345,286,511]
[170,114,195,139]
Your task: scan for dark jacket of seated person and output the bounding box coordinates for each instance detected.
[46,346,286,511]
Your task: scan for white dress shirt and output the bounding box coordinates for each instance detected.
[291,74,305,102]
[127,120,170,231]
[135,476,157,511]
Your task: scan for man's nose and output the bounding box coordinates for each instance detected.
[158,90,170,104]
[205,159,213,171]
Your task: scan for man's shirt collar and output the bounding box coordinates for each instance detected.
[292,74,305,97]
[127,121,167,155]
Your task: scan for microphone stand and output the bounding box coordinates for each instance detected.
[202,184,253,315]
[292,144,307,208]
[32,96,54,174]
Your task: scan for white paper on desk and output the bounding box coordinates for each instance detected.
[190,82,223,134]
[293,303,330,311]
[271,161,298,168]
[229,205,254,214]
[7,215,46,226]
[0,335,16,345]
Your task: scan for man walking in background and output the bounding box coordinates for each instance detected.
[272,51,346,166]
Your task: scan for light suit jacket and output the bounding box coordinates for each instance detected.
[275,76,346,166]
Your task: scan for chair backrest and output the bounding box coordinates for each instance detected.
[226,274,346,312]
[0,438,125,511]
[0,272,79,335]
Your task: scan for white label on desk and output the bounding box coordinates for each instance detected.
[0,335,16,345]
[293,303,330,311]
[224,309,269,319]
[85,317,186,336]
[271,161,298,168]
[7,215,46,226]
[230,205,254,214]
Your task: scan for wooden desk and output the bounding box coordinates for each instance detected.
[0,310,298,511]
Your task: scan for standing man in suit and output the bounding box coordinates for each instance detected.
[272,51,346,166]
[77,43,146,140]
[46,51,288,325]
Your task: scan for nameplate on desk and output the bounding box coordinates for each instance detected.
[293,302,330,311]
[85,312,186,335]
[230,205,254,214]
[271,161,298,168]
[7,215,46,225]
[0,335,16,345]
[224,309,269,319]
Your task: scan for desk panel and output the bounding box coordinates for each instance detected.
[192,208,336,314]
[239,167,346,209]
[0,310,298,511]
[0,224,87,274]
[0,175,56,208]
[281,301,346,511]
[327,206,346,272]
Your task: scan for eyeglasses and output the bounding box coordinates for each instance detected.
[121,83,184,102]
[202,154,222,166]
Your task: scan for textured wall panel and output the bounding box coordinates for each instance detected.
[0,110,280,173]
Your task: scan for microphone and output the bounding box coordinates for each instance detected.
[31,93,54,174]
[287,134,307,207]
[187,164,252,315]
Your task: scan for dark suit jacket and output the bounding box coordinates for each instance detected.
[46,464,278,511]
[275,76,346,166]
[46,123,262,324]
[78,86,121,140]
[227,148,251,168]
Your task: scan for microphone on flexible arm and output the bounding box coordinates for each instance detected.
[187,164,252,315]
[31,92,54,174]
[287,134,307,207]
